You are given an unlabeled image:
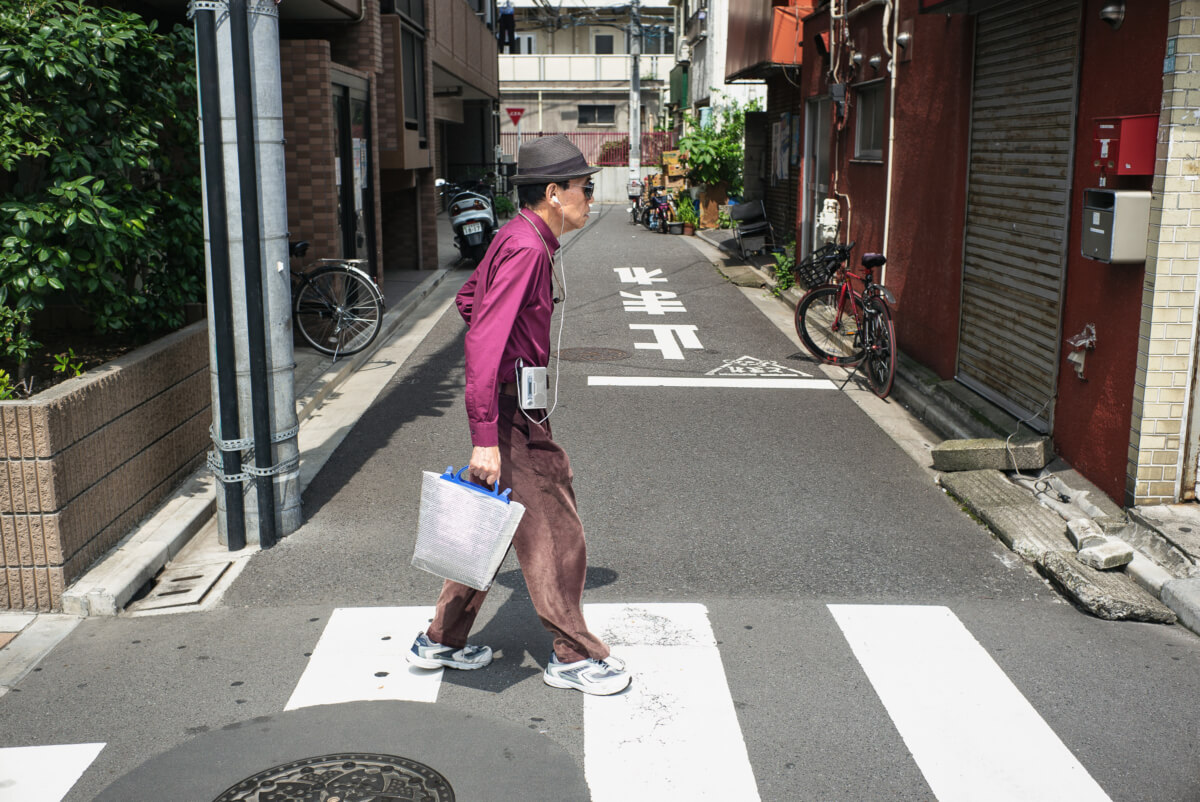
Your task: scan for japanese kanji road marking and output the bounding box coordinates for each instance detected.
[620,290,687,315]
[613,267,667,285]
[628,324,703,360]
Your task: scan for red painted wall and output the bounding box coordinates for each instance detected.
[798,1,973,378]
[1056,0,1167,503]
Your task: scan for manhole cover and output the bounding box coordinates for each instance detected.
[212,753,454,801]
[555,347,631,362]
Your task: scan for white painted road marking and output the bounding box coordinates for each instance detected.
[829,604,1112,802]
[582,603,761,802]
[628,323,703,359]
[589,376,836,389]
[620,290,687,315]
[613,267,667,284]
[0,743,105,802]
[285,606,441,710]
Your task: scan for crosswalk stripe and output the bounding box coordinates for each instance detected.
[284,606,440,710]
[588,376,835,389]
[829,604,1112,802]
[0,742,105,802]
[582,603,761,802]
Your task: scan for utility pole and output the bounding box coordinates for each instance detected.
[628,0,641,184]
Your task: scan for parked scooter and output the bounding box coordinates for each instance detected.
[438,178,498,264]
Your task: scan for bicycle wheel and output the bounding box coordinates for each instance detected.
[795,285,864,365]
[862,296,896,398]
[294,266,383,357]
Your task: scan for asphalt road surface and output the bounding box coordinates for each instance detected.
[2,206,1198,802]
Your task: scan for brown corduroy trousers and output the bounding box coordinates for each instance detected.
[426,395,610,663]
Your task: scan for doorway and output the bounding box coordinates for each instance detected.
[332,74,376,275]
[802,96,831,258]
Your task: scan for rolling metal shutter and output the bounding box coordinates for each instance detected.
[955,0,1081,431]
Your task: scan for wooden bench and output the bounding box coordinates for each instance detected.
[729,200,776,259]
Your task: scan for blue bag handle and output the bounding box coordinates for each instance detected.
[440,466,514,504]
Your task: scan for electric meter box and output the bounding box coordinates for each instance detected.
[1081,189,1151,264]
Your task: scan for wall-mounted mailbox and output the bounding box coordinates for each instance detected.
[1093,114,1157,175]
[1082,188,1151,264]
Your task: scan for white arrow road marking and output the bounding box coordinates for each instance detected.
[0,743,104,802]
[829,605,1112,802]
[588,376,835,389]
[285,606,441,710]
[582,603,761,802]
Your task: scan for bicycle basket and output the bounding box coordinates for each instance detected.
[793,245,841,288]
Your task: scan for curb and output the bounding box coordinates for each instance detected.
[60,267,455,618]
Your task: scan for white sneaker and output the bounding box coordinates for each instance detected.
[407,631,493,670]
[543,653,631,696]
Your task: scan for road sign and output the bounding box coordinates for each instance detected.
[506,107,525,127]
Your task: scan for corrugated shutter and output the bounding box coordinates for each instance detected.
[955,0,1081,431]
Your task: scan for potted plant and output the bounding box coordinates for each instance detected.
[676,95,757,228]
[674,194,698,235]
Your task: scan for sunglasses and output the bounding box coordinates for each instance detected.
[573,181,595,200]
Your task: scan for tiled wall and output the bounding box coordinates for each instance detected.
[0,323,209,610]
[1129,0,1200,504]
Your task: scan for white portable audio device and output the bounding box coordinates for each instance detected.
[516,358,549,410]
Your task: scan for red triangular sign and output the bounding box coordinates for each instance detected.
[506,107,525,127]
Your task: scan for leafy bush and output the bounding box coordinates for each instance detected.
[770,241,796,297]
[676,93,760,197]
[0,0,203,372]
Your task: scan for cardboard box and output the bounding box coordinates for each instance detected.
[662,150,681,167]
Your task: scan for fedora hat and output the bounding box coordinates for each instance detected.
[510,135,601,185]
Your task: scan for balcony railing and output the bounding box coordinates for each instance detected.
[500,131,679,166]
[500,54,667,83]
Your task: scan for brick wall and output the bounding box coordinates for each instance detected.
[280,39,339,265]
[0,323,209,610]
[1128,0,1200,504]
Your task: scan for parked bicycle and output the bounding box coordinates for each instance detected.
[627,178,644,224]
[793,241,897,398]
[288,240,385,360]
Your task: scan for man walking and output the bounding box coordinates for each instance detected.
[408,136,630,697]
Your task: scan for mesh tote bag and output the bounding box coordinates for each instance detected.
[413,466,526,591]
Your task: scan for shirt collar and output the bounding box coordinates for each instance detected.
[519,210,561,255]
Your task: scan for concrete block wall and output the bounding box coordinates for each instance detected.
[0,322,210,610]
[1129,0,1200,505]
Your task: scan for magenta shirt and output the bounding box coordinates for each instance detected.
[456,212,559,447]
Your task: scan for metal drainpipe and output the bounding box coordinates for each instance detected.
[192,1,246,551]
[228,0,301,547]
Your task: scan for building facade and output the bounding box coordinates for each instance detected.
[787,0,1196,507]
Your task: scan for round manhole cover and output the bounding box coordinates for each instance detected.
[556,347,631,362]
[212,753,454,802]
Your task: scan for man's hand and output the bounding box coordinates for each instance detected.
[469,446,501,487]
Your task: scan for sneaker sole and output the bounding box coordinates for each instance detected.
[543,672,631,696]
[407,652,491,671]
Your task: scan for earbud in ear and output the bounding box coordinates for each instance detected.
[551,196,560,206]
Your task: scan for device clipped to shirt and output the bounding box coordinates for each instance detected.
[516,358,548,410]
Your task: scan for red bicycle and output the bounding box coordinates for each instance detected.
[793,242,897,399]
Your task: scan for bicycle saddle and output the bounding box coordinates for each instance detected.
[861,253,886,269]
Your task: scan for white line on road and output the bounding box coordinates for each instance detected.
[588,375,835,389]
[285,607,441,710]
[582,603,761,802]
[828,604,1112,802]
[0,742,105,802]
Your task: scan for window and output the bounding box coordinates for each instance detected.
[594,34,614,54]
[641,26,675,55]
[578,104,616,126]
[401,25,427,144]
[516,33,536,54]
[854,81,885,161]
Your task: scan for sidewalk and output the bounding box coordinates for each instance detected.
[0,212,471,690]
[696,226,1200,636]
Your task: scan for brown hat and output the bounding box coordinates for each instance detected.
[510,134,601,185]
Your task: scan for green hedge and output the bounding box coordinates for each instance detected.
[0,0,203,367]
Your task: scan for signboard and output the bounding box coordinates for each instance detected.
[506,107,525,127]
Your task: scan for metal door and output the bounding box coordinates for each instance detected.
[955,0,1081,431]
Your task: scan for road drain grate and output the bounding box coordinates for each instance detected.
[127,562,231,612]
